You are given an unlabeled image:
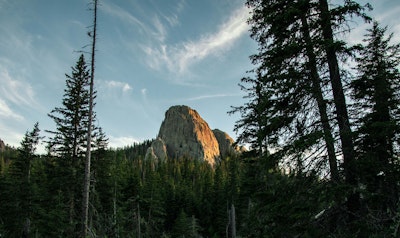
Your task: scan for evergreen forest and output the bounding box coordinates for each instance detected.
[1,0,400,237]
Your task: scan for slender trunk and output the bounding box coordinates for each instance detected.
[230,204,236,238]
[300,14,339,183]
[82,0,97,236]
[113,180,118,237]
[137,203,141,238]
[23,158,32,238]
[318,0,358,214]
[256,82,264,157]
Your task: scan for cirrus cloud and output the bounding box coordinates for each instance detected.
[105,80,132,92]
[0,98,23,120]
[142,5,250,75]
[108,135,140,148]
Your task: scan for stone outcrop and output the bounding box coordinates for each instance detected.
[146,105,244,166]
[212,129,238,156]
[146,137,167,160]
[146,105,220,166]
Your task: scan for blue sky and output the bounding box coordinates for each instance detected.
[0,0,399,153]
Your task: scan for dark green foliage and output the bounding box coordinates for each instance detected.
[2,1,400,237]
[43,54,108,236]
[351,21,400,167]
[0,123,41,237]
[2,134,399,237]
[350,21,400,233]
[230,0,345,177]
[171,209,202,237]
[46,54,101,160]
[231,0,400,236]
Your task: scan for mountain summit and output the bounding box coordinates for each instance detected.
[146,105,242,166]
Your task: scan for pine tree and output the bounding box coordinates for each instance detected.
[47,54,89,235]
[233,0,372,233]
[18,122,41,237]
[47,54,93,160]
[0,123,41,237]
[171,210,201,237]
[46,52,105,236]
[351,22,400,219]
[232,0,311,170]
[317,0,360,210]
[232,0,348,176]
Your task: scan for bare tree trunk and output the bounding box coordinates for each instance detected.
[318,0,359,215]
[230,204,236,238]
[300,14,339,183]
[137,203,141,238]
[113,181,119,237]
[82,0,98,236]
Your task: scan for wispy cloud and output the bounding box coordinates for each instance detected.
[104,80,132,93]
[0,66,36,106]
[0,98,23,120]
[108,135,139,148]
[160,0,185,27]
[375,5,400,23]
[163,13,179,27]
[152,15,168,42]
[0,124,24,148]
[346,4,400,45]
[143,5,250,75]
[102,1,169,43]
[102,1,146,30]
[377,5,400,42]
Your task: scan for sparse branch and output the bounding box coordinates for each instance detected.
[82,0,98,236]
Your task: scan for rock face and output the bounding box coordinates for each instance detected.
[213,129,247,156]
[212,129,238,156]
[147,105,220,166]
[146,137,168,160]
[146,105,244,166]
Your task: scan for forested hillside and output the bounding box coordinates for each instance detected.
[0,139,340,237]
[1,0,400,237]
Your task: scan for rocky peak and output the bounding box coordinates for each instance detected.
[146,105,243,167]
[212,129,237,156]
[212,129,247,156]
[157,105,220,166]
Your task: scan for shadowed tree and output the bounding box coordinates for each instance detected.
[0,123,41,237]
[351,22,400,224]
[231,0,368,177]
[46,52,104,236]
[47,54,92,160]
[232,0,371,233]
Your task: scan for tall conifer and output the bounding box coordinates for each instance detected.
[47,54,92,160]
[351,22,400,215]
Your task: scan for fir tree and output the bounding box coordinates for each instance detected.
[47,54,94,160]
[232,0,372,233]
[0,123,41,237]
[351,22,400,222]
[46,53,106,236]
[232,0,357,176]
